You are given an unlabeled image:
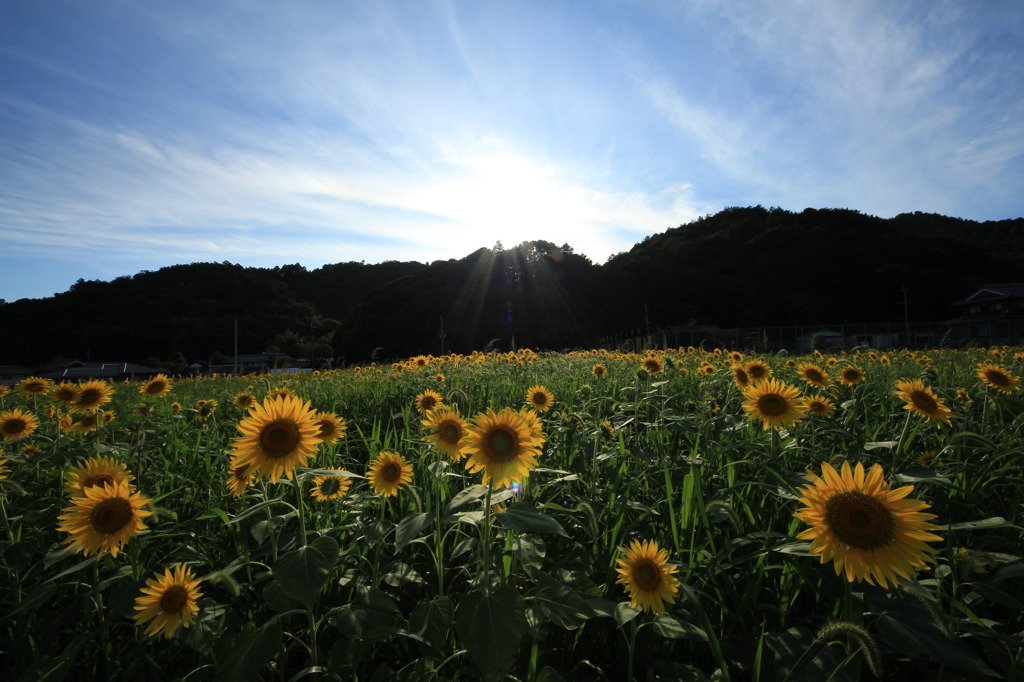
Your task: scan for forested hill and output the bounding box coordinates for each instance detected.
[2,206,1022,368]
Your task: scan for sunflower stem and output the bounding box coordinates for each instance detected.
[895,413,913,456]
[480,484,493,591]
[293,475,308,545]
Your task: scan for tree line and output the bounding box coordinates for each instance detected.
[1,206,1021,369]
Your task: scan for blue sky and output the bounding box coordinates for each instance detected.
[2,1,1023,302]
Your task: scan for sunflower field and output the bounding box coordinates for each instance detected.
[1,346,1023,681]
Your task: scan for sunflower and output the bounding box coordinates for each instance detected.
[0,408,39,440]
[50,382,80,405]
[313,412,347,445]
[367,451,413,496]
[803,395,836,418]
[72,379,115,413]
[195,399,219,421]
[731,364,752,389]
[976,363,1020,394]
[518,407,545,442]
[233,392,256,409]
[230,395,322,483]
[15,376,52,397]
[591,363,608,378]
[64,455,135,498]
[140,374,173,398]
[57,480,152,558]
[462,407,543,490]
[266,387,296,401]
[744,360,772,383]
[225,463,255,497]
[956,388,971,404]
[740,379,805,431]
[310,468,352,501]
[615,539,680,614]
[794,461,942,588]
[72,413,100,434]
[642,355,665,374]
[133,564,203,639]
[797,362,831,389]
[422,406,469,460]
[414,390,443,415]
[894,379,953,428]
[728,351,744,362]
[435,373,446,384]
[525,385,555,413]
[838,366,866,386]
[170,401,183,413]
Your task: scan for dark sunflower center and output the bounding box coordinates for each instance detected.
[79,389,100,406]
[749,366,766,379]
[757,394,787,417]
[26,383,46,393]
[317,422,336,438]
[532,393,548,406]
[441,423,461,443]
[735,369,749,384]
[421,397,438,411]
[805,370,825,383]
[824,491,894,551]
[233,466,249,482]
[381,462,402,483]
[90,497,134,535]
[809,401,827,414]
[3,418,26,434]
[985,371,1009,387]
[260,419,300,459]
[486,428,518,462]
[57,390,76,401]
[633,559,662,591]
[84,473,115,488]
[909,390,938,413]
[159,584,189,614]
[146,381,166,395]
[319,477,341,495]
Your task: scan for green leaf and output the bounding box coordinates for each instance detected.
[217,620,283,682]
[227,496,286,524]
[514,534,546,578]
[650,612,708,641]
[395,512,434,552]
[945,517,1011,531]
[494,501,568,536]
[332,586,402,641]
[454,586,527,680]
[444,484,488,517]
[614,601,641,628]
[970,583,1024,611]
[864,441,899,450]
[530,572,595,630]
[272,535,339,608]
[410,595,453,658]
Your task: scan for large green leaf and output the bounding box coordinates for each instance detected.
[454,586,527,680]
[530,571,595,630]
[410,595,454,658]
[395,512,434,552]
[272,535,339,608]
[494,501,568,536]
[217,620,283,682]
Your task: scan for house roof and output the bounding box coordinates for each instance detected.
[955,283,1024,305]
[41,361,160,380]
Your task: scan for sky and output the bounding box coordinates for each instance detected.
[2,1,1023,302]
